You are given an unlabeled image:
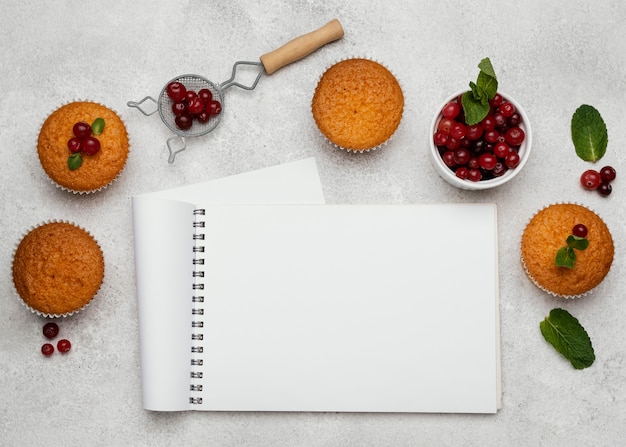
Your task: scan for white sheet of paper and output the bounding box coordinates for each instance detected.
[193,203,500,413]
[132,158,325,411]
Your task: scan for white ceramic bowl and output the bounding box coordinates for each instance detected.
[429,90,532,190]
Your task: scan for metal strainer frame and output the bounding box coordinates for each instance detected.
[128,19,344,163]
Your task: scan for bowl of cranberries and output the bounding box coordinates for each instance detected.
[429,90,532,190]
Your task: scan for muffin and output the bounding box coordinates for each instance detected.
[520,203,614,298]
[312,58,404,152]
[12,221,105,317]
[37,101,129,193]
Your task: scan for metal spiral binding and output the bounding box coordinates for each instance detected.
[190,208,206,405]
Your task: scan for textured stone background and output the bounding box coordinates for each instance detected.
[1,0,625,445]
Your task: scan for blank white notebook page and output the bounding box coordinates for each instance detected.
[194,203,500,413]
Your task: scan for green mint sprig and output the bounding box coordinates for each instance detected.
[571,105,607,163]
[540,308,595,369]
[555,234,589,268]
[461,58,498,126]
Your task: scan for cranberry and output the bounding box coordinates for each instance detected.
[481,116,496,131]
[41,343,54,356]
[433,131,449,147]
[450,122,467,140]
[187,97,205,115]
[442,151,456,168]
[81,136,101,155]
[453,148,471,165]
[467,169,482,182]
[492,162,507,177]
[171,101,187,116]
[455,167,469,179]
[43,322,59,339]
[198,88,213,103]
[580,170,602,190]
[598,182,612,196]
[197,111,211,124]
[57,339,71,353]
[442,101,461,119]
[484,129,500,144]
[67,138,82,153]
[493,112,507,129]
[166,82,187,102]
[73,122,92,139]
[175,114,193,130]
[445,136,461,150]
[600,166,616,183]
[479,153,497,170]
[505,152,520,169]
[206,100,222,115]
[572,224,588,238]
[493,142,510,159]
[500,102,516,117]
[505,127,525,146]
[507,112,522,127]
[437,118,454,134]
[489,93,503,108]
[465,124,483,141]
[184,90,198,103]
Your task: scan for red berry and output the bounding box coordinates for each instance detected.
[73,122,92,139]
[171,101,187,116]
[455,166,469,179]
[598,182,612,196]
[453,148,471,165]
[184,90,198,104]
[42,343,54,356]
[187,97,204,115]
[57,339,71,353]
[81,136,101,155]
[206,100,222,115]
[572,224,588,238]
[489,94,503,108]
[450,122,467,140]
[442,101,461,119]
[166,82,186,102]
[600,166,616,183]
[175,114,193,130]
[43,322,59,339]
[198,88,213,103]
[505,127,525,146]
[481,116,496,131]
[484,129,500,143]
[494,142,510,159]
[67,138,82,153]
[467,168,482,182]
[442,151,456,168]
[581,170,602,190]
[197,111,211,124]
[465,124,483,141]
[492,162,507,177]
[493,112,507,129]
[437,117,454,134]
[499,102,516,117]
[505,152,520,169]
[479,153,497,170]
[433,131,449,147]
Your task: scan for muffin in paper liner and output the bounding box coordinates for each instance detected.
[311,57,404,153]
[12,220,105,318]
[37,100,130,194]
[520,202,614,299]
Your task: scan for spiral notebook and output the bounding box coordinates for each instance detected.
[132,159,501,413]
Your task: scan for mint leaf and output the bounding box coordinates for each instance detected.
[68,153,82,170]
[91,117,105,135]
[462,91,490,126]
[571,104,608,162]
[477,58,497,78]
[540,308,595,369]
[567,235,589,251]
[462,57,498,125]
[555,246,575,268]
